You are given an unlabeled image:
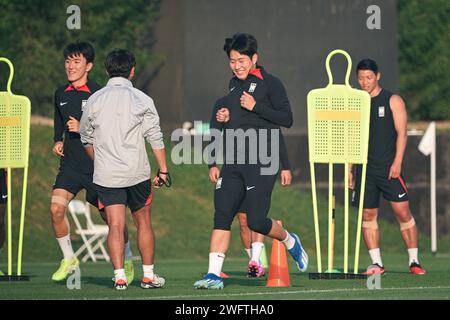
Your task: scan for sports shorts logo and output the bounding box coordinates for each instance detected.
[249,83,257,93]
[246,186,255,191]
[60,102,68,106]
[216,177,222,190]
[398,193,406,198]
[230,87,235,92]
[2,195,7,199]
[378,106,385,117]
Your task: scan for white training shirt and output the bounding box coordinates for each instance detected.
[80,77,164,188]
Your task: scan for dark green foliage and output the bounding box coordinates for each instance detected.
[398,0,450,120]
[0,0,163,117]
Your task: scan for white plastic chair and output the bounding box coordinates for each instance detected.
[68,200,110,263]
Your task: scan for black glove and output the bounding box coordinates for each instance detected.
[156,169,172,187]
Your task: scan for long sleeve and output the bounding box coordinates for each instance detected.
[143,98,164,150]
[208,104,224,168]
[252,76,293,128]
[79,98,94,146]
[279,132,291,170]
[53,91,64,142]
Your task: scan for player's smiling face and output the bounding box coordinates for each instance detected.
[357,70,381,96]
[229,50,257,80]
[65,53,92,86]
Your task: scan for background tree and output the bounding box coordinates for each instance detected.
[0,0,163,117]
[398,0,450,120]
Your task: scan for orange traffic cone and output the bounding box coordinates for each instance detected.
[220,272,230,279]
[267,221,290,287]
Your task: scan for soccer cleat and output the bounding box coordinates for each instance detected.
[124,259,135,284]
[362,263,385,275]
[141,274,166,289]
[247,260,266,278]
[194,273,224,290]
[409,262,426,275]
[288,233,308,272]
[51,257,80,281]
[114,279,128,290]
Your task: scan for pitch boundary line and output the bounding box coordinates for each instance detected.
[146,286,450,300]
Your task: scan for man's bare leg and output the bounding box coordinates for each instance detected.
[390,201,424,273]
[50,189,80,281]
[131,205,155,266]
[237,213,252,258]
[263,219,308,272]
[250,232,265,263]
[51,189,76,261]
[361,208,384,271]
[132,204,165,287]
[207,229,231,276]
[266,219,288,240]
[362,208,380,250]
[50,189,75,239]
[105,204,126,271]
[391,201,417,249]
[100,209,131,254]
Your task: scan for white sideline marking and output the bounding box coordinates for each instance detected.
[148,286,450,300]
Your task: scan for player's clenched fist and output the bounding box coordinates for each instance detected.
[67,116,80,133]
[52,141,64,157]
[280,170,292,186]
[209,167,220,183]
[240,91,256,111]
[216,107,230,123]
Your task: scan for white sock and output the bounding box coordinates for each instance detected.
[207,252,225,277]
[114,269,126,282]
[251,242,264,263]
[143,264,154,279]
[408,248,419,265]
[57,234,74,260]
[282,232,295,250]
[244,248,252,259]
[124,241,132,260]
[368,248,383,267]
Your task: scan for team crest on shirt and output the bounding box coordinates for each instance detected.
[249,83,257,93]
[378,106,385,117]
[216,177,222,189]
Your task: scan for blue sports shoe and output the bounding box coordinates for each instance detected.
[194,273,224,290]
[288,233,308,272]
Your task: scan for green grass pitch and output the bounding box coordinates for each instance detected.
[1,253,449,300]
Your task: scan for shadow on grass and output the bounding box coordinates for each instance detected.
[82,276,114,288]
[224,276,267,287]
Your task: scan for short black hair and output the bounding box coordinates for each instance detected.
[356,59,379,74]
[63,41,95,64]
[105,49,136,78]
[223,33,258,58]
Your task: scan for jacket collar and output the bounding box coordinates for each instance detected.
[232,65,265,82]
[107,77,133,87]
[64,81,91,93]
[248,68,264,80]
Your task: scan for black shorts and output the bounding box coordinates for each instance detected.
[53,165,99,208]
[214,164,277,235]
[352,165,409,209]
[238,196,249,213]
[95,179,153,213]
[0,170,6,205]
